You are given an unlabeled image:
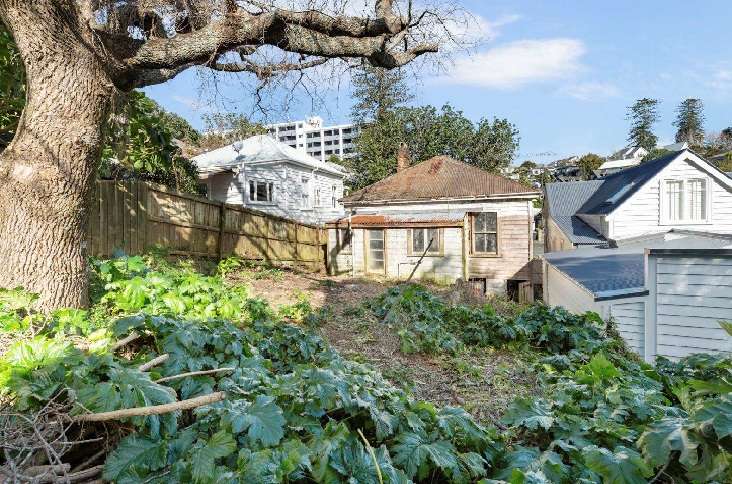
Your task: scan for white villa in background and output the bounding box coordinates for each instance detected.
[596,142,689,178]
[192,135,348,225]
[266,116,358,163]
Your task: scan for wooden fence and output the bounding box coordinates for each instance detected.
[87,180,327,271]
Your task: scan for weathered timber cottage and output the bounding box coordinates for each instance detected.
[326,155,542,294]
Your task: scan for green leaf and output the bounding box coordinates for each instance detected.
[224,395,285,447]
[638,418,700,468]
[502,398,554,431]
[583,445,652,484]
[392,432,459,479]
[190,430,236,484]
[103,436,168,481]
[693,393,732,439]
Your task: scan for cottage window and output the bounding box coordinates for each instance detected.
[248,180,274,203]
[410,228,440,255]
[471,212,498,255]
[314,187,322,207]
[663,178,709,223]
[332,185,338,208]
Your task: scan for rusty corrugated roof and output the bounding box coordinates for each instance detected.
[342,156,539,204]
[326,214,464,228]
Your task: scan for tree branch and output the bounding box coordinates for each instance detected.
[209,56,329,80]
[73,392,225,422]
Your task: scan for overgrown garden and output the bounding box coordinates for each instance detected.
[1,256,730,483]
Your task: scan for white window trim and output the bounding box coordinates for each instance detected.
[248,179,276,205]
[409,228,442,256]
[659,176,712,226]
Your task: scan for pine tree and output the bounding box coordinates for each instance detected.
[350,64,413,124]
[673,98,705,146]
[626,98,660,151]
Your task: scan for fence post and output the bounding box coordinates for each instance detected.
[217,202,226,260]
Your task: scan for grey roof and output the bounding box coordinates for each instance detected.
[578,150,682,215]
[545,230,732,299]
[545,180,607,245]
[727,172,732,178]
[546,249,645,295]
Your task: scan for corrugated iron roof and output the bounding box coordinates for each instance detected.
[327,213,464,228]
[342,156,539,204]
[545,180,607,246]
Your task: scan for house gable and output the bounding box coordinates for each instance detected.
[607,151,732,239]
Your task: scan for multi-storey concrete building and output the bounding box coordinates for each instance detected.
[266,116,358,163]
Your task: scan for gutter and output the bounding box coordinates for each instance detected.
[341,192,542,207]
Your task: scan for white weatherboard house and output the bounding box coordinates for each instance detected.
[193,136,348,225]
[543,232,732,362]
[326,156,542,294]
[544,149,732,252]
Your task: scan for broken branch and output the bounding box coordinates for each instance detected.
[74,392,225,422]
[111,331,141,351]
[155,368,235,384]
[138,354,169,372]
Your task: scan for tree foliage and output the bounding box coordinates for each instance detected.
[101,92,201,193]
[351,104,520,188]
[198,113,268,152]
[577,153,605,180]
[626,98,660,151]
[351,64,413,124]
[673,98,705,146]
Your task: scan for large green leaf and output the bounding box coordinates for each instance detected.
[392,431,459,479]
[223,395,285,447]
[583,445,652,484]
[638,418,700,468]
[103,436,168,481]
[190,430,237,484]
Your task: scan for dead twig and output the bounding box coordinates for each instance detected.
[138,354,169,372]
[74,392,226,422]
[111,331,141,351]
[154,368,235,384]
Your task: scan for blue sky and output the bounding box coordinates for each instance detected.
[145,0,732,164]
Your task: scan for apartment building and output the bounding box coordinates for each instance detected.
[266,116,358,163]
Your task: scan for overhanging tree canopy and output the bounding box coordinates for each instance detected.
[0,0,449,310]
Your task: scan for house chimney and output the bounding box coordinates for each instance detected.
[397,143,410,172]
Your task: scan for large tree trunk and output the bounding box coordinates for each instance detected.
[0,2,113,310]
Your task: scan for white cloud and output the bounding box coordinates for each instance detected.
[708,68,732,91]
[438,38,585,89]
[561,82,620,101]
[446,13,521,47]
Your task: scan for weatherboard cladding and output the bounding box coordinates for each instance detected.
[545,180,607,245]
[341,156,538,204]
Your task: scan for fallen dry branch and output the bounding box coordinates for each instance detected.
[73,392,225,422]
[154,368,235,384]
[138,354,169,372]
[110,331,141,351]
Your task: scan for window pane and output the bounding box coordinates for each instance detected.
[268,183,274,202]
[256,182,268,201]
[687,179,706,220]
[475,234,486,253]
[413,229,425,253]
[426,228,439,253]
[485,234,497,253]
[666,181,683,221]
[249,181,255,201]
[484,213,497,232]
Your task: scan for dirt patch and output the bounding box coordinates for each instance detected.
[235,268,540,423]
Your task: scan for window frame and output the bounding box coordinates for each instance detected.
[660,177,712,225]
[300,176,311,209]
[470,212,500,257]
[364,229,386,275]
[248,179,275,204]
[408,228,443,256]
